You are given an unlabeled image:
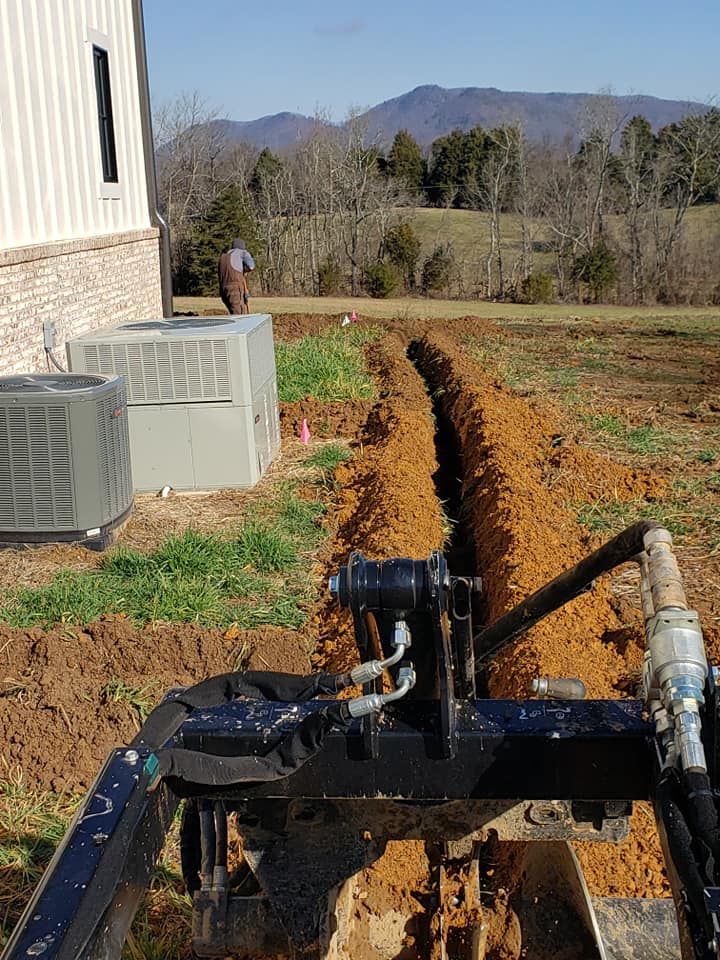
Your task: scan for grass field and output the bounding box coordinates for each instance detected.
[175,294,720,323]
[408,203,720,263]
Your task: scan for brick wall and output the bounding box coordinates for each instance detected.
[0,229,163,376]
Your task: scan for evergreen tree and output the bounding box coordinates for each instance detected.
[426,130,466,206]
[387,130,426,194]
[250,148,282,196]
[188,185,262,295]
[572,239,618,302]
[384,222,422,289]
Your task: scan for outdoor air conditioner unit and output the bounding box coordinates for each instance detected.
[67,315,281,492]
[0,373,133,549]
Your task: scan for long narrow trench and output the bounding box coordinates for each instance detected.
[407,341,476,581]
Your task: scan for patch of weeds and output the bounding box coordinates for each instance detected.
[575,482,720,548]
[304,442,352,484]
[276,326,381,402]
[235,519,298,574]
[544,367,580,390]
[697,448,718,464]
[582,414,673,455]
[574,499,690,539]
[0,483,329,631]
[101,678,159,724]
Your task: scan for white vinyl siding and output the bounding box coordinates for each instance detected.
[0,0,151,250]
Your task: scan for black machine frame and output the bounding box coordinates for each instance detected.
[3,531,720,960]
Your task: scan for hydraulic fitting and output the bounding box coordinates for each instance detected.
[531,677,587,700]
[349,620,412,685]
[646,608,708,772]
[347,663,416,718]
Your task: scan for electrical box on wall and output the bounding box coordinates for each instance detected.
[66,315,281,491]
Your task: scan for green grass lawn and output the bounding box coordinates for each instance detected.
[275,325,381,401]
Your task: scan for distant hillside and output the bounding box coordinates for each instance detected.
[216,85,705,151]
[210,112,318,151]
[361,86,705,146]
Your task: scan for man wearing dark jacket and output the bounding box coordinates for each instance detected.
[218,238,256,314]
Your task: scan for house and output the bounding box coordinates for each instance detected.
[0,0,171,376]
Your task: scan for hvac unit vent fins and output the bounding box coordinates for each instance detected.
[81,340,232,404]
[95,384,133,523]
[0,373,133,547]
[0,405,75,528]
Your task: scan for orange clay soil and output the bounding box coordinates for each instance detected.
[0,622,311,792]
[414,331,670,900]
[312,332,446,676]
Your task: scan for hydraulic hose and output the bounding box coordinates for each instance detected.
[474,520,662,664]
[656,771,716,945]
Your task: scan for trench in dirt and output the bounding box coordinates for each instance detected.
[305,328,673,960]
[0,319,682,958]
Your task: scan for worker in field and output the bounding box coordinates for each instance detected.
[218,238,256,315]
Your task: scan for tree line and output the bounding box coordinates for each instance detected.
[155,94,720,305]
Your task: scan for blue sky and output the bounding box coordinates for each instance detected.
[144,0,719,120]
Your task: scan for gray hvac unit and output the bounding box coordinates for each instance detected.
[0,373,133,549]
[67,315,281,492]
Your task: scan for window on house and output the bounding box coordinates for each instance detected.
[92,45,118,183]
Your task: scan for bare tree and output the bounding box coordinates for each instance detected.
[154,92,229,285]
[650,110,720,299]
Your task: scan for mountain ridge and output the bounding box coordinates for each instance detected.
[215,85,707,150]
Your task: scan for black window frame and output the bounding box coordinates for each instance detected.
[92,44,118,184]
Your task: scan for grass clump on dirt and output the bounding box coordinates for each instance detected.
[0,485,328,631]
[275,326,380,402]
[304,442,352,483]
[582,413,675,456]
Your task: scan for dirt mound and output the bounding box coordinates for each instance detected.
[280,399,374,439]
[313,333,446,675]
[414,332,668,899]
[0,620,308,791]
[272,313,364,341]
[544,443,666,503]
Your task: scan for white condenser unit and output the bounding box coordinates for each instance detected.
[66,316,281,492]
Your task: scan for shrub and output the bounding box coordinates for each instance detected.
[572,240,618,302]
[421,245,453,295]
[363,260,399,299]
[385,223,421,289]
[318,258,343,296]
[519,272,555,304]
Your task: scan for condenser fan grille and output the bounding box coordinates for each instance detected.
[0,374,106,393]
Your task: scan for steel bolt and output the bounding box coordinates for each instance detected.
[328,575,339,597]
[123,749,140,765]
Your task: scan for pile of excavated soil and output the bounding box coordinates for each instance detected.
[0,621,311,791]
[272,313,353,341]
[280,399,374,439]
[414,332,670,902]
[312,332,446,676]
